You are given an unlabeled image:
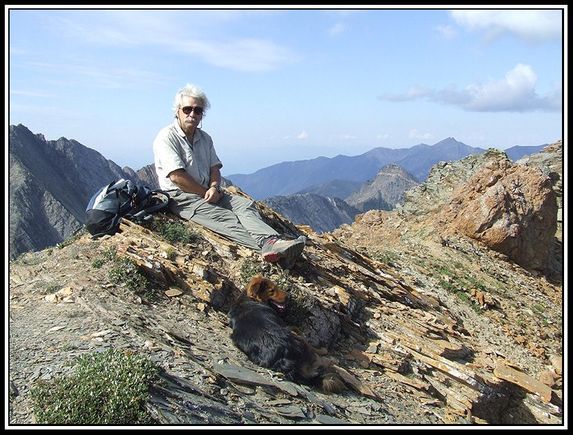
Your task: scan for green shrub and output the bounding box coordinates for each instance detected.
[239,260,264,285]
[155,220,199,244]
[56,229,86,249]
[30,349,159,425]
[91,258,105,269]
[108,257,148,293]
[532,303,545,315]
[42,283,61,295]
[370,250,399,265]
[164,247,177,261]
[102,246,118,261]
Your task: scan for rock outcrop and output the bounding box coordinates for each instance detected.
[438,152,557,272]
[516,140,563,239]
[395,147,559,275]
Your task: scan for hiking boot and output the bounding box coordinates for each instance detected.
[261,236,306,264]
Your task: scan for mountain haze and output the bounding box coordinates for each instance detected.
[263,165,419,234]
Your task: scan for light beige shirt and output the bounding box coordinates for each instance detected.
[153,119,222,191]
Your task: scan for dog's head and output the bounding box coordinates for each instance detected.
[246,275,288,314]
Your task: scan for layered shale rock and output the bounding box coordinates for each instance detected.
[9,185,563,426]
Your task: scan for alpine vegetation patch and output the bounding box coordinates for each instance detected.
[30,349,159,425]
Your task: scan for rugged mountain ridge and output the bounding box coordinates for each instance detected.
[9,124,146,259]
[263,165,419,233]
[345,164,419,213]
[262,193,360,233]
[9,140,563,426]
[227,138,546,200]
[296,179,364,200]
[8,124,549,261]
[132,163,160,190]
[227,137,484,199]
[368,143,563,275]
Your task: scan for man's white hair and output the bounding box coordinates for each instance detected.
[172,83,211,114]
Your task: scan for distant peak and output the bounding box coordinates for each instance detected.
[437,137,458,143]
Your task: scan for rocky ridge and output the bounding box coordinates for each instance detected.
[331,142,564,424]
[9,162,563,427]
[262,193,360,233]
[516,140,563,234]
[9,124,142,259]
[345,164,419,212]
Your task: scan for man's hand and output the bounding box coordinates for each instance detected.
[204,186,222,203]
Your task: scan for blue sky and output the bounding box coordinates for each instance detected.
[7,6,565,176]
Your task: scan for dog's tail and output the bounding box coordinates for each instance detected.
[319,367,346,394]
[303,353,346,394]
[293,338,347,394]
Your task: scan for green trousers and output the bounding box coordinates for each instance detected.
[168,190,279,252]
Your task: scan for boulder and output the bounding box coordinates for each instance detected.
[440,154,557,272]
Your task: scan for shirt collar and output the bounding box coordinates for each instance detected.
[173,119,201,143]
[173,118,186,137]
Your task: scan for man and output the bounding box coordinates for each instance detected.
[153,83,305,265]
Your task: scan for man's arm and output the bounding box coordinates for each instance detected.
[204,165,224,203]
[209,165,222,188]
[168,169,208,196]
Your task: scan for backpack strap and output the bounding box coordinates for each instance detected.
[127,191,170,223]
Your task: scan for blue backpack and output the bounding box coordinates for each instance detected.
[85,179,169,238]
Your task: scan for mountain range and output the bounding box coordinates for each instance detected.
[8,124,547,259]
[263,165,420,233]
[226,138,546,200]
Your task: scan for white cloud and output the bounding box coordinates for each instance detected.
[379,64,561,113]
[22,61,165,89]
[340,134,357,140]
[408,129,432,141]
[179,38,298,72]
[450,10,562,42]
[296,130,309,140]
[380,86,432,102]
[328,22,346,36]
[51,12,299,73]
[436,24,457,40]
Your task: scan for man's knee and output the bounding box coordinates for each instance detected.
[230,195,256,211]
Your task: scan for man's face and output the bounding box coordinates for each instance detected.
[178,96,204,132]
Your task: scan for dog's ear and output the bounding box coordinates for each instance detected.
[247,275,270,301]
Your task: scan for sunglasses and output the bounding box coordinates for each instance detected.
[181,106,204,115]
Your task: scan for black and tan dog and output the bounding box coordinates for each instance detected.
[228,275,346,393]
